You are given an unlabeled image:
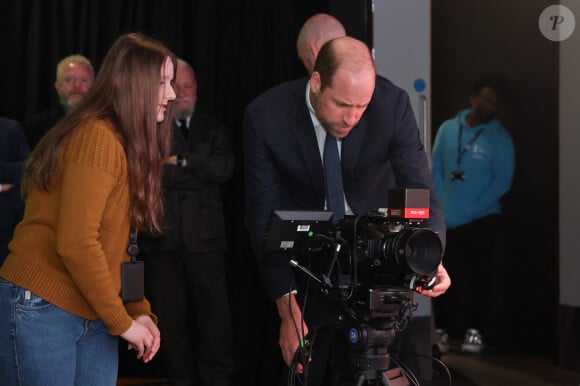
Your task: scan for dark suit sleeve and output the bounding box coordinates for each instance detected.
[165,118,235,189]
[0,119,30,184]
[243,106,296,300]
[386,89,446,248]
[0,119,29,241]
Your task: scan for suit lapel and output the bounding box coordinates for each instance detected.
[291,100,325,202]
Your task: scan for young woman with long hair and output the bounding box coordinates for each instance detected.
[0,32,177,385]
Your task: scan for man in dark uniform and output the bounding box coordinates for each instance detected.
[142,59,235,386]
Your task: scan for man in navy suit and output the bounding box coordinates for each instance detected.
[0,117,30,265]
[243,37,450,385]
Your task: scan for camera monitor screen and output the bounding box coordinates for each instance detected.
[263,210,333,254]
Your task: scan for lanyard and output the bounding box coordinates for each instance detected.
[127,228,139,263]
[456,123,485,167]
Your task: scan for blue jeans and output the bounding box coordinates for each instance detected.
[0,278,119,385]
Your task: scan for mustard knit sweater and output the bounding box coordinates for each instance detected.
[0,118,155,336]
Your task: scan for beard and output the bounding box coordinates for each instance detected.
[173,98,195,120]
[62,93,85,112]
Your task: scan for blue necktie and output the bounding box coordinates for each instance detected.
[323,134,345,221]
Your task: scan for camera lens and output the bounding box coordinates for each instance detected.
[382,228,442,276]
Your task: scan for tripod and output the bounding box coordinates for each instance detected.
[335,325,411,386]
[286,248,423,386]
[331,287,418,386]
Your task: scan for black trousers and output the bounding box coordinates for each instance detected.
[144,247,234,386]
[433,215,506,342]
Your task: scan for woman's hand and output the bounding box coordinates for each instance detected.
[120,315,161,363]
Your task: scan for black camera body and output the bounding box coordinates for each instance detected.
[328,213,442,325]
[263,189,442,296]
[333,212,442,293]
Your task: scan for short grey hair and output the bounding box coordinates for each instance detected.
[55,54,94,81]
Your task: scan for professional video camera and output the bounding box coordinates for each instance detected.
[263,189,443,385]
[264,188,442,296]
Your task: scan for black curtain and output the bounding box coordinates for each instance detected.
[0,1,331,384]
[0,0,325,122]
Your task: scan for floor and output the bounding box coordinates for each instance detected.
[430,341,580,386]
[117,345,580,386]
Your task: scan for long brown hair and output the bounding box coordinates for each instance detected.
[22,32,176,234]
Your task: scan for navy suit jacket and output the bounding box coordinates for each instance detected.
[0,117,30,263]
[243,76,445,301]
[22,104,65,150]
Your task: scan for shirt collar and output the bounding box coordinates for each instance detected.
[305,82,321,127]
[175,116,191,128]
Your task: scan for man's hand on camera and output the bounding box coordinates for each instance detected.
[418,263,450,297]
[276,292,309,372]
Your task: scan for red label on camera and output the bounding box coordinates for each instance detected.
[387,207,429,219]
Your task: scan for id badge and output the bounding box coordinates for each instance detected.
[121,261,144,302]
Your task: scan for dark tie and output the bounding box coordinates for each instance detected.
[179,119,188,138]
[323,134,345,221]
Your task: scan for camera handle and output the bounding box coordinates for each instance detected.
[289,259,334,290]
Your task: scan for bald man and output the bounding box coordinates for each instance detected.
[244,36,449,386]
[297,13,346,74]
[295,14,441,383]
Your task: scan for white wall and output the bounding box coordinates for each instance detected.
[373,0,431,157]
[559,0,580,307]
